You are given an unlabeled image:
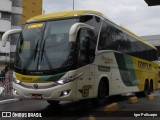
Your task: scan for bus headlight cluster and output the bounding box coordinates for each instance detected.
[56,77,75,85]
[56,72,84,85]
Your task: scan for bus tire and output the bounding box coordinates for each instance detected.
[92,80,107,107]
[47,100,60,106]
[149,80,153,93]
[143,80,150,96]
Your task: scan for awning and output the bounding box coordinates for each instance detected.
[145,0,160,6]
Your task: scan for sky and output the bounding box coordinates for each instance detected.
[43,0,160,36]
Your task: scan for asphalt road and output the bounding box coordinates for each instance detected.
[1,90,160,120]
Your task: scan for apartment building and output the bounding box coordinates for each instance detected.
[0,0,22,69]
[0,0,42,69]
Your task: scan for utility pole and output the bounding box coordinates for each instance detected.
[73,0,74,10]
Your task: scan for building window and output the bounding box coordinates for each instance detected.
[0,32,4,39]
[1,12,11,20]
[11,14,21,26]
[12,0,22,7]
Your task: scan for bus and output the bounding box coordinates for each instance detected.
[2,10,158,106]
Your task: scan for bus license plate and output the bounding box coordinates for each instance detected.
[31,94,42,99]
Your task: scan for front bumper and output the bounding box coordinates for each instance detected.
[13,81,76,101]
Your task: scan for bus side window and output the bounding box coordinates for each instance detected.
[98,21,118,50]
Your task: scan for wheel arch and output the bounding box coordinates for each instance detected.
[100,77,109,96]
[94,75,110,97]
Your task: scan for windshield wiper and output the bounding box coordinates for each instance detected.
[34,39,39,61]
[23,40,39,70]
[40,40,53,69]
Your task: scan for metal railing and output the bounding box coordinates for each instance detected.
[0,77,13,98]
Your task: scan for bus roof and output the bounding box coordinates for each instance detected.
[28,10,103,22]
[28,10,157,50]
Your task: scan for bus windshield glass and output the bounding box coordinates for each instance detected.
[15,18,79,72]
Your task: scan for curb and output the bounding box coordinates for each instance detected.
[0,98,19,104]
[146,94,154,100]
[128,96,138,104]
[104,103,119,111]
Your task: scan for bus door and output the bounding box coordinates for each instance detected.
[75,28,95,100]
[76,65,95,100]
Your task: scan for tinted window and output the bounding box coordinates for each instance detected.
[98,19,157,61]
[81,15,101,43]
[125,34,157,61]
[98,20,122,50]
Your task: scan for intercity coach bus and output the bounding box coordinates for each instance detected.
[2,10,158,106]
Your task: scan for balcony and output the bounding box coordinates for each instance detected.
[0,19,11,32]
[0,0,12,12]
[0,41,10,63]
[145,0,160,6]
[12,7,22,15]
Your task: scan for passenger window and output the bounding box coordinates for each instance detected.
[98,21,118,50]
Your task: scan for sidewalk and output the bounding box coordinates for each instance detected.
[0,96,15,101]
[0,85,19,104]
[0,96,19,104]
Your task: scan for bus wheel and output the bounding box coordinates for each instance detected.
[143,80,150,96]
[92,80,107,107]
[149,80,153,93]
[47,100,60,106]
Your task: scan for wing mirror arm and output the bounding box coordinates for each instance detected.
[2,29,22,47]
[69,23,94,42]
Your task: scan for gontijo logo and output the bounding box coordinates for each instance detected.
[138,61,152,70]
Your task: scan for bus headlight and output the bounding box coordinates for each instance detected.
[57,77,75,85]
[13,77,21,84]
[56,72,84,85]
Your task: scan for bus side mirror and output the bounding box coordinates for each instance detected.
[2,29,22,47]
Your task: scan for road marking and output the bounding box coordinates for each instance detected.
[0,98,19,104]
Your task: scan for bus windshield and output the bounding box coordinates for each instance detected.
[15,18,79,72]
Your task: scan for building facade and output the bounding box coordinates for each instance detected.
[21,0,42,26]
[0,0,42,69]
[11,0,42,61]
[0,0,22,69]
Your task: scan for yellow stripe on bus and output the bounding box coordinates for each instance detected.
[15,72,39,83]
[131,56,158,91]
